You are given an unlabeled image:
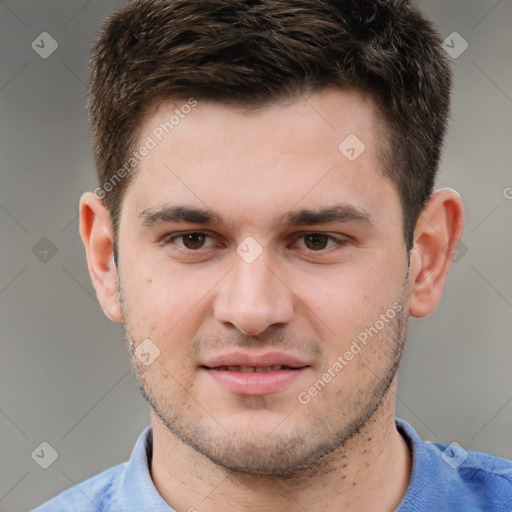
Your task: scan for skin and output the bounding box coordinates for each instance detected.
[80,87,464,512]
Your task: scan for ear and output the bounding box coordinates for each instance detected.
[408,188,465,318]
[79,192,124,323]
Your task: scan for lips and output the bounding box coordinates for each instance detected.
[201,351,311,370]
[211,365,298,372]
[200,352,312,395]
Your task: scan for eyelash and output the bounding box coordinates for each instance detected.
[162,231,349,253]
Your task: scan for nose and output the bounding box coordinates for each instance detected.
[213,250,294,336]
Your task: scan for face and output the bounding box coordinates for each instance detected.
[116,88,411,476]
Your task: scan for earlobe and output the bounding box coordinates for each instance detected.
[79,192,124,323]
[408,188,465,318]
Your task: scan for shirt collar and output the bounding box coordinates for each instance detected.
[118,419,425,511]
[117,426,175,511]
[394,417,437,510]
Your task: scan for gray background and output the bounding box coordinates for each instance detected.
[1,1,511,510]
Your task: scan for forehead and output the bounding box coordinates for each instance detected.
[120,87,399,233]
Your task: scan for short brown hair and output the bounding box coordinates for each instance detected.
[88,0,453,250]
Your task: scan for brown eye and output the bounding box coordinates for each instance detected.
[167,232,215,251]
[181,233,207,250]
[303,233,330,250]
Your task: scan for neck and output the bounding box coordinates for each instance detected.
[150,381,411,512]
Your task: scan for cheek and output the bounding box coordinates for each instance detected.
[122,271,212,366]
[122,264,191,320]
[308,256,405,340]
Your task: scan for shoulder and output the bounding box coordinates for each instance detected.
[31,462,127,512]
[396,418,512,511]
[428,440,512,508]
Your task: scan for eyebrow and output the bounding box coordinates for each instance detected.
[276,204,373,228]
[140,205,223,226]
[139,204,373,229]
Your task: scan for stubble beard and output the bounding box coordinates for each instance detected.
[121,286,409,480]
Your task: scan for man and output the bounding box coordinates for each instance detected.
[33,0,511,510]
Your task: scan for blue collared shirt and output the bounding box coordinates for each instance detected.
[32,418,512,511]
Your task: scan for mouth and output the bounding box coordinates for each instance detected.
[200,353,312,395]
[204,364,307,373]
